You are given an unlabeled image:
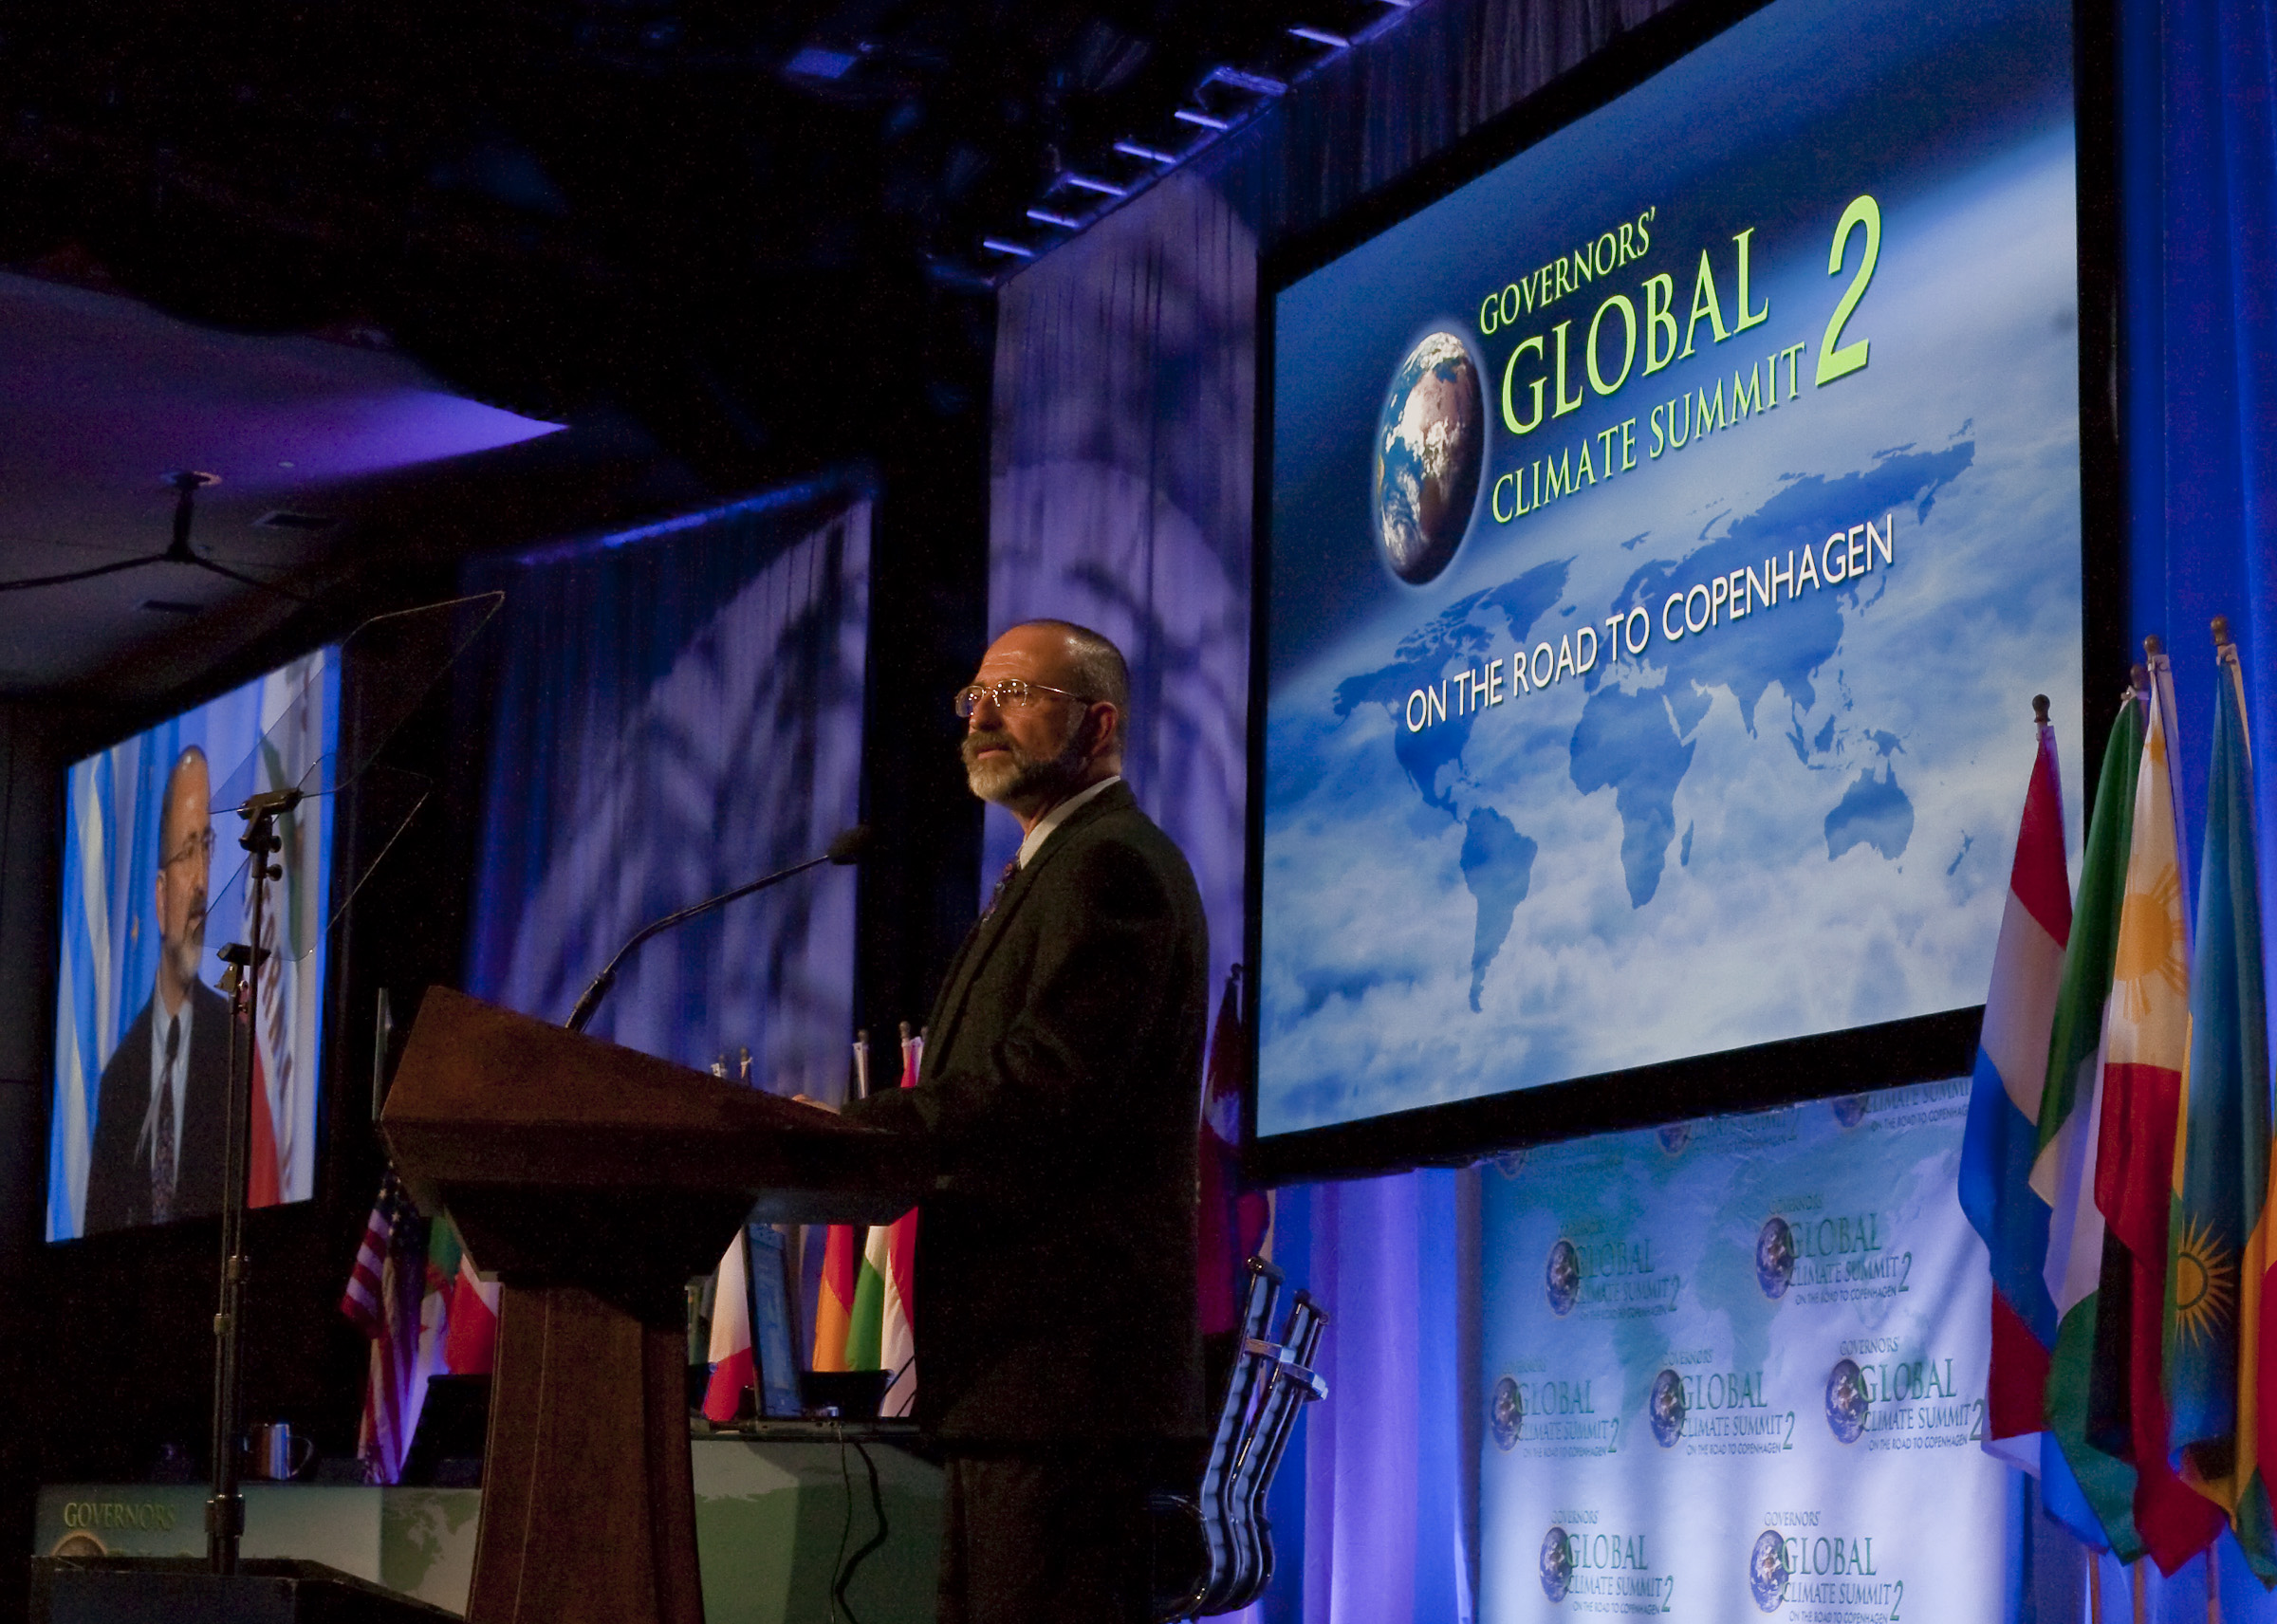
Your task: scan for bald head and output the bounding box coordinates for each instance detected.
[1013,619,1130,721]
[154,746,212,1011]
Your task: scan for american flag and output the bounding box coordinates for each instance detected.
[341,1170,426,1483]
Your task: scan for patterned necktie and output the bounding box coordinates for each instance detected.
[981,856,1020,919]
[153,1014,180,1224]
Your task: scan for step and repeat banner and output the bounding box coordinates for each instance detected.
[1480,1079,2001,1623]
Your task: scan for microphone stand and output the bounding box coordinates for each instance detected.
[565,825,868,1034]
[207,785,300,1573]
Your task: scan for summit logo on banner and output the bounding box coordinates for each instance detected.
[1480,1082,2004,1624]
[1546,1233,1681,1319]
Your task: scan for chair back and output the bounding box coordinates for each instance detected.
[1151,1258,1329,1621]
[1186,1261,1279,1611]
[1226,1291,1325,1606]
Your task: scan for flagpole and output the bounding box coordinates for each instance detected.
[2147,634,2195,945]
[2214,618,2250,747]
[2134,1558,2147,1624]
[2207,616,2267,1602]
[2091,1554,2102,1624]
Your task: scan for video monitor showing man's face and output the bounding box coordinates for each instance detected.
[48,650,339,1240]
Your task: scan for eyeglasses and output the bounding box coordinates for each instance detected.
[161,828,216,870]
[952,679,1093,719]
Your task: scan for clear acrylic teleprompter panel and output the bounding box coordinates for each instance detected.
[205,593,503,965]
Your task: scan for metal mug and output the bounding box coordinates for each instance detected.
[247,1422,315,1481]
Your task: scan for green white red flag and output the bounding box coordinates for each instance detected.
[2092,655,2225,1572]
[2033,685,2147,1559]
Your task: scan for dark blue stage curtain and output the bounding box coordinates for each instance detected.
[2101,0,2277,1616]
[989,4,1677,1618]
[461,479,870,1101]
[2124,0,2277,949]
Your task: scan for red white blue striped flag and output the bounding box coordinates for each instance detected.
[1958,702,2069,1468]
[340,1171,425,1484]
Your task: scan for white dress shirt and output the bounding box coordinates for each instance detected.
[1015,774,1122,868]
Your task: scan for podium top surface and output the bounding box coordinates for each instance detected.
[381,987,927,1222]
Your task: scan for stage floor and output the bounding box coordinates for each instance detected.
[35,1431,944,1621]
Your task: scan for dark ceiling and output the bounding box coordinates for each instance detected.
[0,0,1408,710]
[0,0,1401,478]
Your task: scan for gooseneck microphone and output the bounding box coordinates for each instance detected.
[565,823,870,1034]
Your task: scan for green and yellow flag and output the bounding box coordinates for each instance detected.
[2165,627,2276,1579]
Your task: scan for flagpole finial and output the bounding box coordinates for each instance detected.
[2132,662,2150,694]
[2212,615,2233,649]
[2145,633,2166,659]
[2033,693,2051,725]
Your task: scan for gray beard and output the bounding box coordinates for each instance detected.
[166,903,207,991]
[963,731,1088,805]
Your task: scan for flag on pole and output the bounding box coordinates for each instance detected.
[809,1032,869,1372]
[845,1227,886,1371]
[2165,621,2277,1578]
[341,1171,426,1485]
[703,1229,755,1424]
[2093,646,2226,1572]
[246,1043,283,1210]
[2034,684,2148,1559]
[1198,966,1271,1337]
[1960,700,2070,1470]
[417,1214,460,1393]
[849,1026,922,1391]
[876,1029,920,1418]
[812,1225,860,1372]
[442,1246,500,1376]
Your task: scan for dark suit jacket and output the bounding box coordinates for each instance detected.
[847,781,1210,1445]
[83,976,234,1234]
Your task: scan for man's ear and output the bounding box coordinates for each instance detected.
[1089,700,1124,761]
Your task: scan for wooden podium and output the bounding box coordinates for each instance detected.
[381,987,927,1624]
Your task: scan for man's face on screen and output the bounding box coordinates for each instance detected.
[155,755,213,1003]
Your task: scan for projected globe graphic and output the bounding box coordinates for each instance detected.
[1648,1368,1687,1447]
[1824,1358,1870,1443]
[1749,1530,1790,1612]
[1755,1216,1795,1300]
[1545,1238,1582,1316]
[1490,1375,1523,1450]
[1373,331,1484,584]
[1540,1527,1574,1601]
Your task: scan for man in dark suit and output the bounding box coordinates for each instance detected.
[843,619,1209,1624]
[83,745,235,1234]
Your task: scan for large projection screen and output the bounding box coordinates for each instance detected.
[1251,0,2090,1169]
[48,652,340,1241]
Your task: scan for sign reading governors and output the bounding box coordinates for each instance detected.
[1256,0,2085,1140]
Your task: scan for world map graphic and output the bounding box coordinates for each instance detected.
[1329,442,1973,1010]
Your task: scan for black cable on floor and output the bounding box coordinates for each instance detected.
[828,1419,858,1624]
[834,1438,891,1621]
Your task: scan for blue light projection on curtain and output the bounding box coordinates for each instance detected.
[460,478,871,1099]
[2097,0,2277,1614]
[2123,0,2277,982]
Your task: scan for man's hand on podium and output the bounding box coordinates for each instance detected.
[789,1095,840,1114]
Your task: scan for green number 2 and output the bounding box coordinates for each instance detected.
[1816,194,1880,385]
